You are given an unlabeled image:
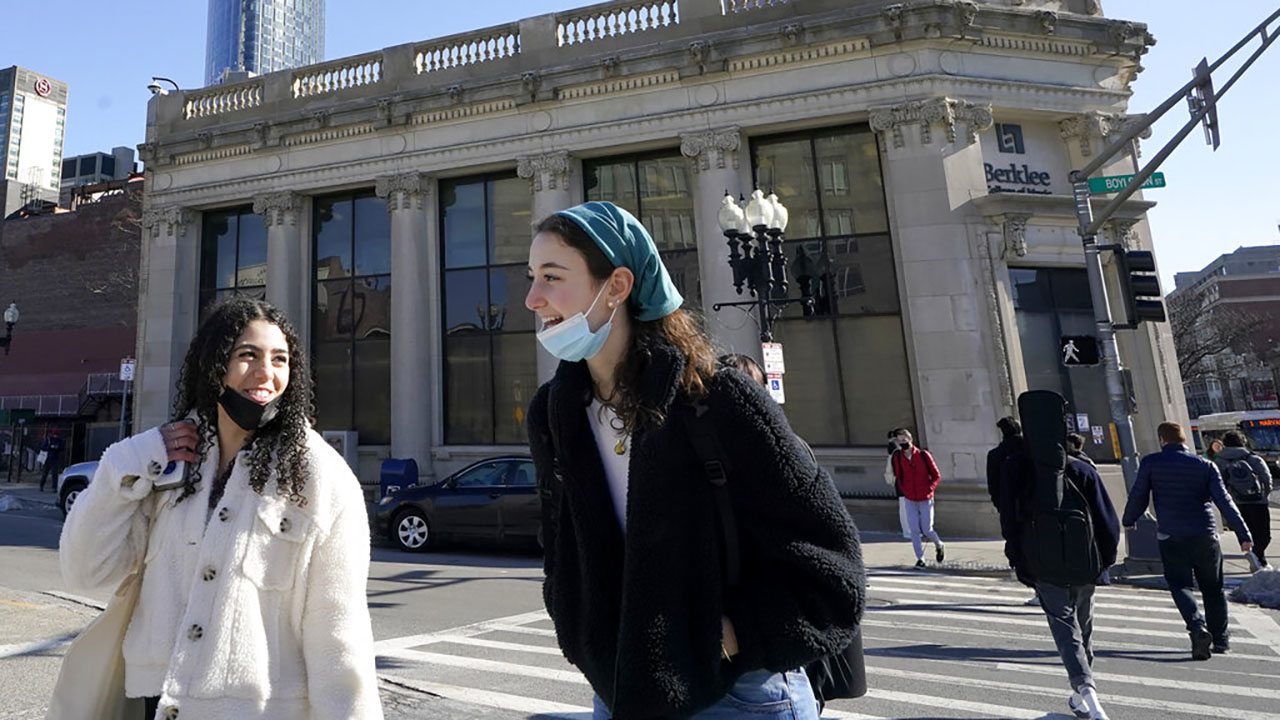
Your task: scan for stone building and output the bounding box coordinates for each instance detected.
[136,0,1187,531]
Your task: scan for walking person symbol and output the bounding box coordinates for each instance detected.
[1063,339,1080,364]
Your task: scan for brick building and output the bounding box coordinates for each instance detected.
[0,177,141,476]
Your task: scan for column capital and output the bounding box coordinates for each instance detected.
[516,151,571,193]
[375,172,431,212]
[253,191,304,227]
[679,127,741,174]
[140,206,195,238]
[868,97,993,149]
[1058,112,1150,158]
[1107,218,1141,250]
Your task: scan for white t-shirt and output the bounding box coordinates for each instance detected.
[587,399,631,532]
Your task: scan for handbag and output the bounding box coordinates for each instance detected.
[37,450,48,466]
[682,401,867,705]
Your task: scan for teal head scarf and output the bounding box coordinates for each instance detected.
[555,201,684,322]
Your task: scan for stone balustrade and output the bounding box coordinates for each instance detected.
[414,24,522,74]
[183,81,264,119]
[720,0,789,14]
[555,0,679,46]
[292,52,383,99]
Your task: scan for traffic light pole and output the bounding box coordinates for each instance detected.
[1067,8,1280,496]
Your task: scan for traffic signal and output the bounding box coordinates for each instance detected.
[1115,250,1166,325]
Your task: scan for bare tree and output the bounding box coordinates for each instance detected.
[1169,291,1266,381]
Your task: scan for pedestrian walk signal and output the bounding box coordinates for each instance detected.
[1060,335,1099,366]
[1115,250,1167,325]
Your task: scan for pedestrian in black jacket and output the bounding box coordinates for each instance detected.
[1001,439,1120,720]
[986,416,1023,534]
[525,201,864,720]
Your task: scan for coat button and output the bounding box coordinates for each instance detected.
[279,517,292,533]
[217,507,230,522]
[147,460,163,477]
[187,624,203,641]
[201,567,217,581]
[163,706,179,720]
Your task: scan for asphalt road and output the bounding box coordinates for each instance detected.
[4,504,1280,719]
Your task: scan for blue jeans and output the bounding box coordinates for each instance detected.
[592,669,819,719]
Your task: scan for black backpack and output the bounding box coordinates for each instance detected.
[1224,455,1265,502]
[1016,391,1103,588]
[682,399,866,706]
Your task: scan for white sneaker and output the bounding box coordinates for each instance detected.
[1024,595,1041,606]
[1067,692,1090,719]
[1079,686,1110,720]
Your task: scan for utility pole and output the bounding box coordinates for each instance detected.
[1068,8,1280,497]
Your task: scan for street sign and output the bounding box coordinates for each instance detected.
[1061,335,1100,366]
[1087,172,1166,194]
[120,358,136,382]
[761,342,785,375]
[767,373,786,404]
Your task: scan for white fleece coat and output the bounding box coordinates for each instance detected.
[60,424,383,720]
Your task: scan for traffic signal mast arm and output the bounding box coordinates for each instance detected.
[1070,7,1280,236]
[1066,7,1279,498]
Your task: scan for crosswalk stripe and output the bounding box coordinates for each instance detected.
[869,665,1280,720]
[869,571,1178,599]
[994,660,1280,699]
[373,609,549,652]
[434,634,564,655]
[861,687,1057,719]
[1234,603,1280,655]
[870,607,1271,646]
[487,623,558,637]
[869,575,1224,617]
[869,582,1241,628]
[860,619,1280,664]
[380,674,591,718]
[381,647,588,684]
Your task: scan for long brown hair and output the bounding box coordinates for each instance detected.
[535,214,717,434]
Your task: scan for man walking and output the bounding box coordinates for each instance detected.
[1067,433,1095,467]
[1002,428,1120,720]
[888,428,945,568]
[1212,430,1272,570]
[38,429,64,493]
[1123,422,1253,659]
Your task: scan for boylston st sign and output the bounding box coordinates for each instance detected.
[1087,172,1167,194]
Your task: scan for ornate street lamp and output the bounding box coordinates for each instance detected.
[1,302,18,355]
[713,190,815,342]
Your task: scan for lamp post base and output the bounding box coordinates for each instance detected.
[1121,515,1164,576]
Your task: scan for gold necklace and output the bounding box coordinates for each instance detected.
[608,412,627,455]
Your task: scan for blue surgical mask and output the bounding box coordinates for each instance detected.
[535,284,618,362]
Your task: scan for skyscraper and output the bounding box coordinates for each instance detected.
[0,66,68,215]
[204,0,325,87]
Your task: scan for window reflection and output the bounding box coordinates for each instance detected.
[199,207,267,323]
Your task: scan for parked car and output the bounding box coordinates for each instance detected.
[372,455,539,552]
[56,461,98,517]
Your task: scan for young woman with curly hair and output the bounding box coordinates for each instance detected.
[525,202,865,719]
[60,297,382,720]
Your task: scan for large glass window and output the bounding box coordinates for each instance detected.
[312,192,391,444]
[440,174,537,445]
[1009,268,1112,462]
[198,207,267,322]
[584,152,700,307]
[751,127,914,446]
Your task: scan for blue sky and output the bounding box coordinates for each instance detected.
[6,1,1276,287]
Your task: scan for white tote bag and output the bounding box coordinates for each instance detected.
[45,568,145,720]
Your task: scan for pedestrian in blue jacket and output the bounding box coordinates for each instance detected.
[1122,422,1253,660]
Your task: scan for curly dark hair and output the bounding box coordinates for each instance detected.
[534,213,718,435]
[171,296,315,506]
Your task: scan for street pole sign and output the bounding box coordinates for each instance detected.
[1087,172,1166,194]
[762,342,786,404]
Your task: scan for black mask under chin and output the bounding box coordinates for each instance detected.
[218,385,282,431]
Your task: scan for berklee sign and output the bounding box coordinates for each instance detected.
[984,162,1052,195]
[1061,335,1100,367]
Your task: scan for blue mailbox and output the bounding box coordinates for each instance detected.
[379,458,418,499]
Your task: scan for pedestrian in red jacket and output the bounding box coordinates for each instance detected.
[888,428,946,568]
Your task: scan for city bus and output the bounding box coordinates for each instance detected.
[1191,410,1280,474]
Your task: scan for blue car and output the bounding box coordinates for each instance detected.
[372,455,539,552]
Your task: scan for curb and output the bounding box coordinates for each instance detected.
[0,490,59,514]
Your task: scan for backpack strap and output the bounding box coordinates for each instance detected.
[682,398,741,590]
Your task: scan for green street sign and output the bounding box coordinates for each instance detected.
[1088,172,1166,194]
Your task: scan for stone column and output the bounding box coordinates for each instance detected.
[869,97,995,492]
[376,172,435,479]
[517,150,574,385]
[136,206,198,432]
[253,191,306,333]
[680,126,758,357]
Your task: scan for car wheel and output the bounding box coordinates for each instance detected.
[394,509,431,552]
[61,480,87,517]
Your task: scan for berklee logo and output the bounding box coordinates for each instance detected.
[995,123,1025,154]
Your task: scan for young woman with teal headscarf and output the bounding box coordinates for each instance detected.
[525,201,865,719]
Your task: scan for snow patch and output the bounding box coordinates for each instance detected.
[0,496,23,512]
[1231,566,1280,609]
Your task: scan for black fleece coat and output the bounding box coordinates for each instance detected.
[526,343,865,720]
